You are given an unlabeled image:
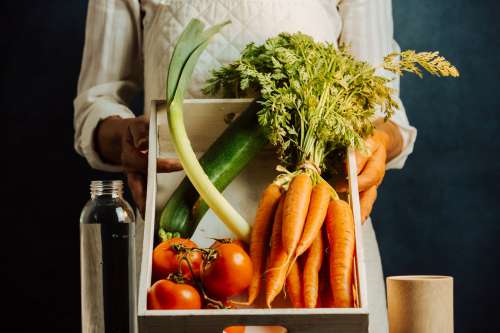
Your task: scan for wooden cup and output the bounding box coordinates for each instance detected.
[387,275,453,333]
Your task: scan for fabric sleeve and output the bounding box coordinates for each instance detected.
[74,0,142,171]
[338,0,417,170]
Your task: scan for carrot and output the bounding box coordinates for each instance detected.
[265,197,289,307]
[359,185,377,223]
[325,199,355,307]
[303,231,324,308]
[316,282,323,308]
[285,260,303,307]
[317,226,333,308]
[295,181,331,257]
[282,173,312,256]
[319,257,334,308]
[356,144,386,192]
[246,183,282,305]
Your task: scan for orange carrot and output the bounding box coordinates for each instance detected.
[303,231,324,308]
[265,197,289,307]
[317,226,333,308]
[319,256,334,308]
[359,185,377,223]
[325,199,355,307]
[286,260,303,308]
[282,173,312,256]
[295,181,331,257]
[247,183,282,305]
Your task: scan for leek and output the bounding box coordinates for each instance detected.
[165,19,251,241]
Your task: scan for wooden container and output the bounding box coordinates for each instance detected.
[138,100,369,333]
[387,276,454,333]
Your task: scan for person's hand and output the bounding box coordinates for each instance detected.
[355,130,388,222]
[335,130,388,221]
[335,120,403,223]
[121,116,182,216]
[96,116,182,217]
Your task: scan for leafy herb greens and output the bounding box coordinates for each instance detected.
[203,32,458,180]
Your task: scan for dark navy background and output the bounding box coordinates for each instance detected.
[3,0,499,332]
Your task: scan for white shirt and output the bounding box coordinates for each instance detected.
[74,0,416,172]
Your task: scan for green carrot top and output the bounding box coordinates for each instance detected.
[204,33,458,181]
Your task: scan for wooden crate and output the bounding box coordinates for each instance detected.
[138,100,369,333]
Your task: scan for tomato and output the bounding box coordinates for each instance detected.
[211,238,247,252]
[152,238,202,281]
[201,243,253,299]
[147,279,201,310]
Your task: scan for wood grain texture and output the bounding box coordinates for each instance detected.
[157,98,255,153]
[139,309,368,333]
[347,147,368,309]
[80,224,104,333]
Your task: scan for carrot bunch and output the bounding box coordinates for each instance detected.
[201,25,458,312]
[244,172,358,309]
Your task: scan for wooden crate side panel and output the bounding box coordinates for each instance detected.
[347,147,369,309]
[138,102,160,316]
[139,313,368,333]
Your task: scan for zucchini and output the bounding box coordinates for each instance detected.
[158,101,267,240]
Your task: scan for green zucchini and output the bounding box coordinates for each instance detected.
[158,101,267,240]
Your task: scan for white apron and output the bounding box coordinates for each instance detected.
[136,1,388,332]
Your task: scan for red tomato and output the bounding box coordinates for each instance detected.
[147,279,201,310]
[201,243,253,299]
[152,238,202,281]
[211,239,247,252]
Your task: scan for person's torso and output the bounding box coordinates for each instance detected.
[141,0,342,110]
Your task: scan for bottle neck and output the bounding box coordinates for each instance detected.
[90,180,124,199]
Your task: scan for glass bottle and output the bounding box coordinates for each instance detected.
[80,180,137,333]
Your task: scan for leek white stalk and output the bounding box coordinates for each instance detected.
[165,19,250,241]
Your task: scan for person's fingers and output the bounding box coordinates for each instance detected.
[336,136,381,192]
[122,142,148,172]
[372,129,390,150]
[356,137,379,174]
[334,143,387,193]
[127,172,146,218]
[355,150,370,176]
[122,123,149,172]
[157,158,183,173]
[128,116,149,150]
[356,145,387,192]
[359,185,377,224]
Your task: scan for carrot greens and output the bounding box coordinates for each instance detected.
[204,33,459,183]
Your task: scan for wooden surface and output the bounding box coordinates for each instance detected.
[81,224,105,333]
[137,101,159,318]
[157,98,255,153]
[347,147,368,310]
[140,309,367,333]
[138,100,369,333]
